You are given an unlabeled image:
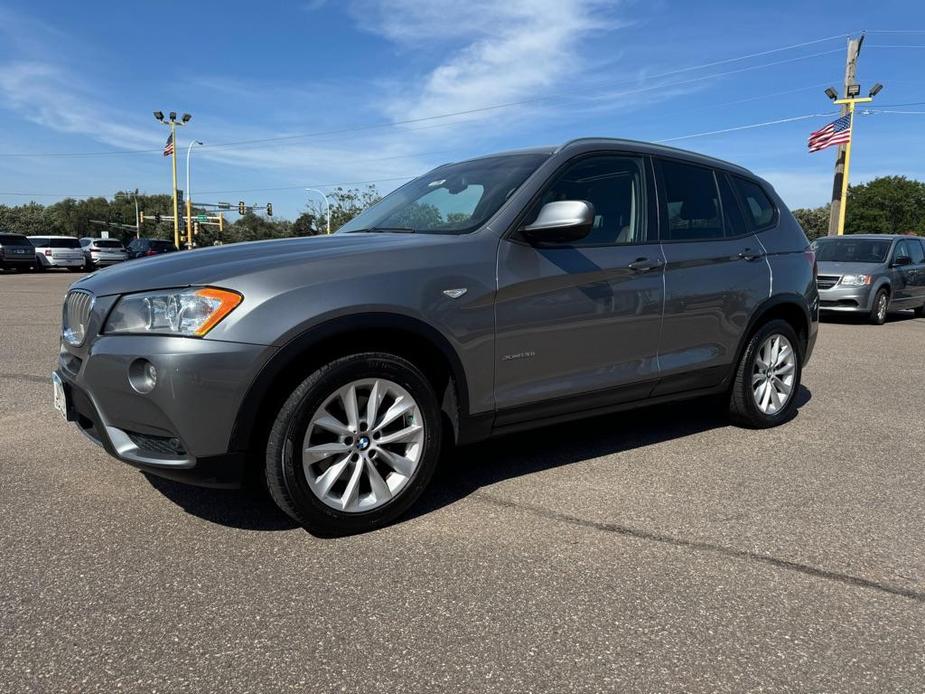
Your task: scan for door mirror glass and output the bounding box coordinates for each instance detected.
[893,255,912,267]
[522,200,594,244]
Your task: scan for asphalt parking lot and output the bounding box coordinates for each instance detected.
[1,271,923,693]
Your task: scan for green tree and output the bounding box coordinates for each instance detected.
[844,176,925,234]
[792,204,831,240]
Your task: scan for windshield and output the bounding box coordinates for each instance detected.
[814,237,891,263]
[338,153,550,235]
[94,239,124,249]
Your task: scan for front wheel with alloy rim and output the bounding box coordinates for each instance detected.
[264,353,442,536]
[729,319,803,428]
[870,288,889,325]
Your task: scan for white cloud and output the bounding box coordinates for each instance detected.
[356,0,618,123]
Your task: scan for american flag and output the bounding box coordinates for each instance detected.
[163,132,174,157]
[808,114,852,153]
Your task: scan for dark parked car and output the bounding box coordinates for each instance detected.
[54,138,818,535]
[80,237,128,268]
[0,233,35,271]
[126,238,178,259]
[813,234,925,324]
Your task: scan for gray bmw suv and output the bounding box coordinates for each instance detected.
[54,138,818,535]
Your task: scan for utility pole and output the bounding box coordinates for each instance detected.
[827,35,863,236]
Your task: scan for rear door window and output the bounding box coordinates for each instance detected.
[657,159,724,241]
[717,173,748,238]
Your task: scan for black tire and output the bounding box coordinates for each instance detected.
[33,261,45,272]
[729,319,803,429]
[264,352,443,536]
[914,304,925,318]
[68,266,83,273]
[870,288,889,325]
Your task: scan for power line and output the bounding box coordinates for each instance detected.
[656,113,836,143]
[0,34,850,159]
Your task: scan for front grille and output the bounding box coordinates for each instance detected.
[63,289,94,346]
[816,274,841,290]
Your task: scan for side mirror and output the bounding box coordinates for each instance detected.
[522,200,594,244]
[893,255,912,267]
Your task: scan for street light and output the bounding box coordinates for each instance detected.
[868,83,883,97]
[824,87,838,101]
[186,140,204,249]
[154,110,192,249]
[304,188,331,235]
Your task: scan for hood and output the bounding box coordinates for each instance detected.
[816,260,885,276]
[72,232,448,297]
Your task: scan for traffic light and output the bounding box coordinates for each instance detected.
[238,201,246,215]
[154,212,162,224]
[266,202,273,217]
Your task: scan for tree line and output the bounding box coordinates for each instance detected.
[0,186,382,245]
[3,175,922,244]
[792,176,925,239]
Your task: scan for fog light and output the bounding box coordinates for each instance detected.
[129,359,157,394]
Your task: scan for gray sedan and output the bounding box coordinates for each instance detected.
[814,234,925,324]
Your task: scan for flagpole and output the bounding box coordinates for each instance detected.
[835,104,855,236]
[170,121,180,249]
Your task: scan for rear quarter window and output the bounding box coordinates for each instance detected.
[732,177,777,230]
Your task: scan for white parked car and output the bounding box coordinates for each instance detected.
[29,236,86,272]
[79,237,128,268]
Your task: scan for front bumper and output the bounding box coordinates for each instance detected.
[818,284,874,313]
[57,333,276,488]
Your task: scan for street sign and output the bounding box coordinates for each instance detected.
[197,214,207,222]
[218,202,231,210]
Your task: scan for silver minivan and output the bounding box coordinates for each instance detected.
[814,234,925,324]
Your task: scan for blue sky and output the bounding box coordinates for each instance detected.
[1,0,923,220]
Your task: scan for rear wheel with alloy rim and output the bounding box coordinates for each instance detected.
[729,319,802,428]
[870,288,889,325]
[265,353,442,536]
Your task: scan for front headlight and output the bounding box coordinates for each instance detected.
[839,274,872,287]
[104,287,243,337]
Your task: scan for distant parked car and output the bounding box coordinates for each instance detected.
[0,232,36,271]
[126,237,179,259]
[29,236,85,272]
[813,234,925,324]
[80,237,128,269]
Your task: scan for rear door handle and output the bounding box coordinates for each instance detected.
[628,257,664,272]
[738,248,764,262]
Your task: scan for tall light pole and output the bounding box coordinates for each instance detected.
[154,111,191,249]
[133,188,140,239]
[304,188,331,235]
[823,82,882,235]
[186,140,204,249]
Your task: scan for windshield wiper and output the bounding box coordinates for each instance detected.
[350,226,416,234]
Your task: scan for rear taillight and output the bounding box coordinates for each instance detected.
[145,250,158,256]
[44,249,53,256]
[804,247,817,277]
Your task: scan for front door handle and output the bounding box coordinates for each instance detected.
[628,257,664,272]
[738,248,764,262]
